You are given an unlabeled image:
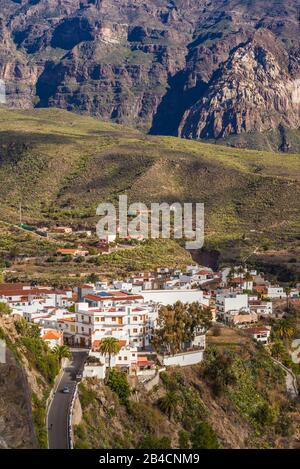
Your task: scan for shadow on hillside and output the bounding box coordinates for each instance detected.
[150,70,207,137]
[0,130,76,146]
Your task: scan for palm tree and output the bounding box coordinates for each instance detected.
[284,286,292,312]
[98,337,121,368]
[271,341,285,360]
[228,267,235,284]
[53,345,72,366]
[276,320,295,340]
[243,271,253,291]
[237,265,245,286]
[158,391,180,420]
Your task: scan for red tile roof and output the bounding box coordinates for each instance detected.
[92,339,127,350]
[245,326,270,335]
[42,330,63,340]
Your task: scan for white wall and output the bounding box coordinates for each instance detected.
[217,293,248,313]
[140,290,207,306]
[83,364,106,380]
[158,350,204,367]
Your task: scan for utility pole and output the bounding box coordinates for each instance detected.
[19,201,22,226]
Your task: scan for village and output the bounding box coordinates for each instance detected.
[1,261,299,384]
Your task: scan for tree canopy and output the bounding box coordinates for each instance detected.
[152,301,212,355]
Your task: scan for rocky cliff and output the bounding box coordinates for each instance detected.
[0,314,59,448]
[1,0,300,144]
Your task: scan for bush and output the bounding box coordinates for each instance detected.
[138,434,171,449]
[32,393,48,449]
[19,336,59,384]
[190,421,219,449]
[252,403,278,427]
[107,369,131,405]
[202,348,236,396]
[78,382,97,410]
[178,430,190,449]
[0,302,11,316]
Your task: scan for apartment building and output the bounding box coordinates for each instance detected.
[216,292,249,315]
[75,302,154,348]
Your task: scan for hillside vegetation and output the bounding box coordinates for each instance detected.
[0,107,300,262]
[75,343,300,449]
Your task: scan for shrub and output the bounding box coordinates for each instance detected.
[107,369,131,405]
[32,393,48,449]
[178,430,190,449]
[78,382,97,409]
[0,302,12,316]
[190,421,219,449]
[138,434,171,449]
[19,336,59,384]
[252,403,278,427]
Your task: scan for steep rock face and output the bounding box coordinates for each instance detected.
[1,1,300,141]
[0,349,36,449]
[179,30,300,139]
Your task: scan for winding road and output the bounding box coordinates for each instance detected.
[47,350,87,449]
[271,357,298,399]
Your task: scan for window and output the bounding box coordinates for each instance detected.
[133,316,138,321]
[101,317,105,322]
[124,356,128,361]
[133,328,138,333]
[95,317,99,322]
[112,317,116,322]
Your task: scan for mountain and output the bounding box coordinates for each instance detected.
[1,107,300,282]
[1,1,300,147]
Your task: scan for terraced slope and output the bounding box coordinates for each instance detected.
[0,107,300,264]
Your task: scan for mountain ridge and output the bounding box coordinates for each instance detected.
[1,1,300,148]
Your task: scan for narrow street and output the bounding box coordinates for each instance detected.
[47,350,87,449]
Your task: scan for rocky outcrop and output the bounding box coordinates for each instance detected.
[1,1,300,142]
[179,30,300,139]
[0,348,36,449]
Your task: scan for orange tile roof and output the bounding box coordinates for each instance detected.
[92,339,127,350]
[137,356,148,363]
[42,330,63,340]
[57,248,88,254]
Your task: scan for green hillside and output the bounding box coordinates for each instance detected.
[0,107,300,268]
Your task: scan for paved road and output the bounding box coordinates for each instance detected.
[47,351,87,449]
[271,357,298,399]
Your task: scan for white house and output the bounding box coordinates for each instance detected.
[75,302,154,349]
[266,287,285,299]
[245,326,271,345]
[40,328,63,349]
[216,292,249,315]
[249,301,273,316]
